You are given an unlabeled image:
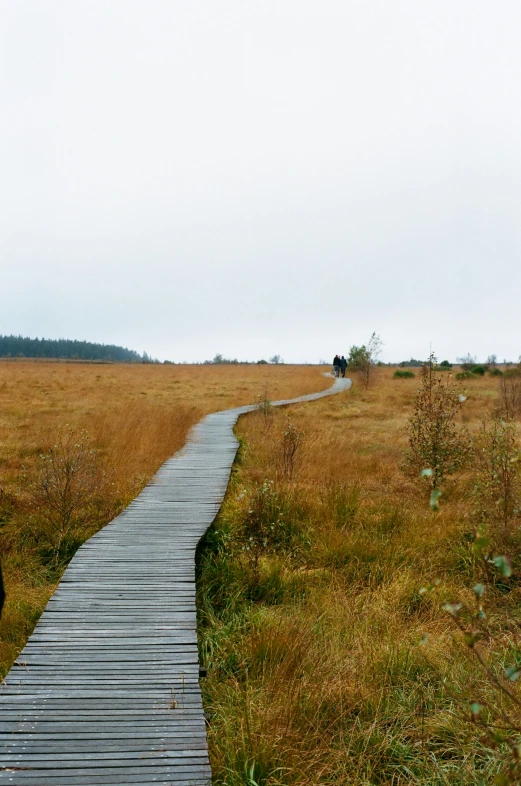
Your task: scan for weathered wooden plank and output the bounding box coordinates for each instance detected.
[0,748,210,763]
[5,676,199,684]
[0,759,211,771]
[0,743,208,757]
[0,767,212,781]
[0,715,205,723]
[0,775,210,786]
[14,649,198,658]
[5,664,199,685]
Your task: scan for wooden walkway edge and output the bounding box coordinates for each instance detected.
[0,377,351,785]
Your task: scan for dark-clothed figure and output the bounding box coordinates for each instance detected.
[333,355,341,377]
[340,355,347,378]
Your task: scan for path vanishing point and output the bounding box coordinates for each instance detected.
[0,376,351,785]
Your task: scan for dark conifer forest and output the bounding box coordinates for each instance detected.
[0,335,146,362]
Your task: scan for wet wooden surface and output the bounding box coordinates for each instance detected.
[0,377,351,785]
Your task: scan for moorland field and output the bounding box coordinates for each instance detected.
[2,361,521,784]
[0,361,329,677]
[196,366,521,784]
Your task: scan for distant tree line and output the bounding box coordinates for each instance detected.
[398,358,430,368]
[398,358,452,369]
[398,355,521,370]
[204,354,283,365]
[0,335,156,363]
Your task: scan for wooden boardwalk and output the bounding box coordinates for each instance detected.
[0,377,351,786]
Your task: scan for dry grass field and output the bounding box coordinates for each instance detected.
[197,367,521,785]
[0,360,329,678]
[3,360,521,783]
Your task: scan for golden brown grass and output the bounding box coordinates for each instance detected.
[0,360,330,677]
[197,368,521,784]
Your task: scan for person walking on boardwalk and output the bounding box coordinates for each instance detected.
[333,354,341,377]
[340,355,347,378]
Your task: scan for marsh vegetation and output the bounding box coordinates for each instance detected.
[197,366,521,785]
[3,360,521,783]
[0,361,328,677]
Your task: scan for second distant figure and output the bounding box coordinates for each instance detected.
[333,355,341,377]
[340,355,347,378]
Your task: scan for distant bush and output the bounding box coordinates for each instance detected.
[457,354,477,371]
[456,371,476,380]
[439,360,452,368]
[399,358,424,368]
[489,367,503,376]
[470,365,488,376]
[393,370,415,379]
[206,354,239,365]
[347,332,383,388]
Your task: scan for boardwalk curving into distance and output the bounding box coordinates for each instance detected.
[0,376,351,786]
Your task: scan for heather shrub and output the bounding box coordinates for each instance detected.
[470,364,487,376]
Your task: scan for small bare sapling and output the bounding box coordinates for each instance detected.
[29,429,101,562]
[403,353,471,493]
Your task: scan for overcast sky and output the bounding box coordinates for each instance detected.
[1,1,520,363]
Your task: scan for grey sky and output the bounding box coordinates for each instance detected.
[1,1,520,363]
